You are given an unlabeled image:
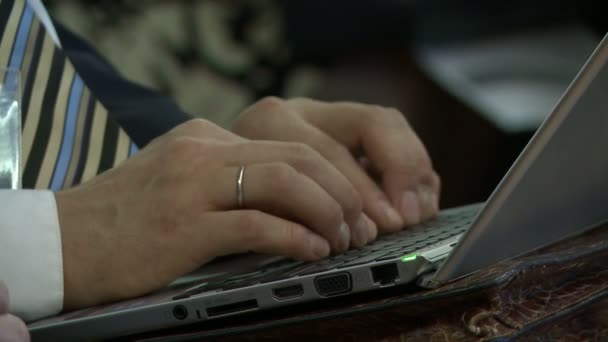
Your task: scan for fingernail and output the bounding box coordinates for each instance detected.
[310,235,330,258]
[418,186,439,218]
[418,187,432,208]
[362,213,378,242]
[400,191,420,224]
[339,222,351,251]
[431,193,440,212]
[353,213,378,246]
[353,215,369,247]
[380,200,403,227]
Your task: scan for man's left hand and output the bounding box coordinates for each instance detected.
[0,281,29,342]
[233,97,441,246]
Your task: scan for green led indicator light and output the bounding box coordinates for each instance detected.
[400,254,417,263]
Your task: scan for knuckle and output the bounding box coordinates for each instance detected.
[281,224,305,245]
[292,149,330,184]
[251,96,288,116]
[398,145,432,172]
[164,136,201,160]
[285,97,306,106]
[146,134,166,148]
[364,105,406,127]
[401,159,433,183]
[266,163,299,191]
[287,142,316,157]
[187,118,214,130]
[236,97,288,130]
[343,189,363,218]
[415,153,433,172]
[364,104,388,118]
[325,202,345,228]
[237,210,264,241]
[177,118,214,134]
[327,143,350,160]
[287,143,323,167]
[386,107,406,121]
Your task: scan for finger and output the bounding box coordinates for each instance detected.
[290,100,440,225]
[203,210,330,261]
[263,118,403,236]
[220,141,370,245]
[309,130,406,235]
[210,163,350,252]
[354,108,439,224]
[0,314,30,342]
[418,172,441,221]
[359,109,439,225]
[376,131,439,225]
[359,213,378,245]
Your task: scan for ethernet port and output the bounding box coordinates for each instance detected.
[371,263,399,286]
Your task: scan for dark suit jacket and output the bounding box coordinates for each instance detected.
[54,21,192,148]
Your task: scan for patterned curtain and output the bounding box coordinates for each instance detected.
[46,0,325,127]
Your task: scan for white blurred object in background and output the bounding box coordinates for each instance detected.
[415,26,600,133]
[0,68,21,189]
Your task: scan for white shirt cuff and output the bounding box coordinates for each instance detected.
[0,190,63,321]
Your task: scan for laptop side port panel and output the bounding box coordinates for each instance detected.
[206,299,259,318]
[370,263,399,286]
[272,284,304,300]
[314,272,352,297]
[172,305,189,320]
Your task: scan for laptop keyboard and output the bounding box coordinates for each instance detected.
[173,206,478,300]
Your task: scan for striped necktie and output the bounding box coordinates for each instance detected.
[0,0,137,190]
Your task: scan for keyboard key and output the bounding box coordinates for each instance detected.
[172,279,227,299]
[221,280,256,291]
[337,250,393,268]
[296,259,347,276]
[378,244,405,253]
[220,260,306,290]
[282,263,319,277]
[224,270,265,282]
[173,293,190,300]
[172,206,481,300]
[424,238,440,245]
[376,250,413,261]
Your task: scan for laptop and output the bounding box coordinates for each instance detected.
[30,32,608,340]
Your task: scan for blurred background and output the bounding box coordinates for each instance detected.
[46,0,606,208]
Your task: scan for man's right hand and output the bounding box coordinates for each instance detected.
[55,119,372,311]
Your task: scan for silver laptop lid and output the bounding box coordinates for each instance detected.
[435,33,608,283]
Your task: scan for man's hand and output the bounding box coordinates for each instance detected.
[55,119,371,310]
[0,281,30,342]
[233,97,440,241]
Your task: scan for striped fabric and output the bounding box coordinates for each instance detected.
[0,0,137,190]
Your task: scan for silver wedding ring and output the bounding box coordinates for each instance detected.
[236,165,245,208]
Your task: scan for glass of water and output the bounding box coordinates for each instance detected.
[0,68,21,189]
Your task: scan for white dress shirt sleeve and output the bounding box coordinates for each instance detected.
[0,0,66,322]
[0,190,63,322]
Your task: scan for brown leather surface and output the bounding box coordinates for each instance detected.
[131,224,608,342]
